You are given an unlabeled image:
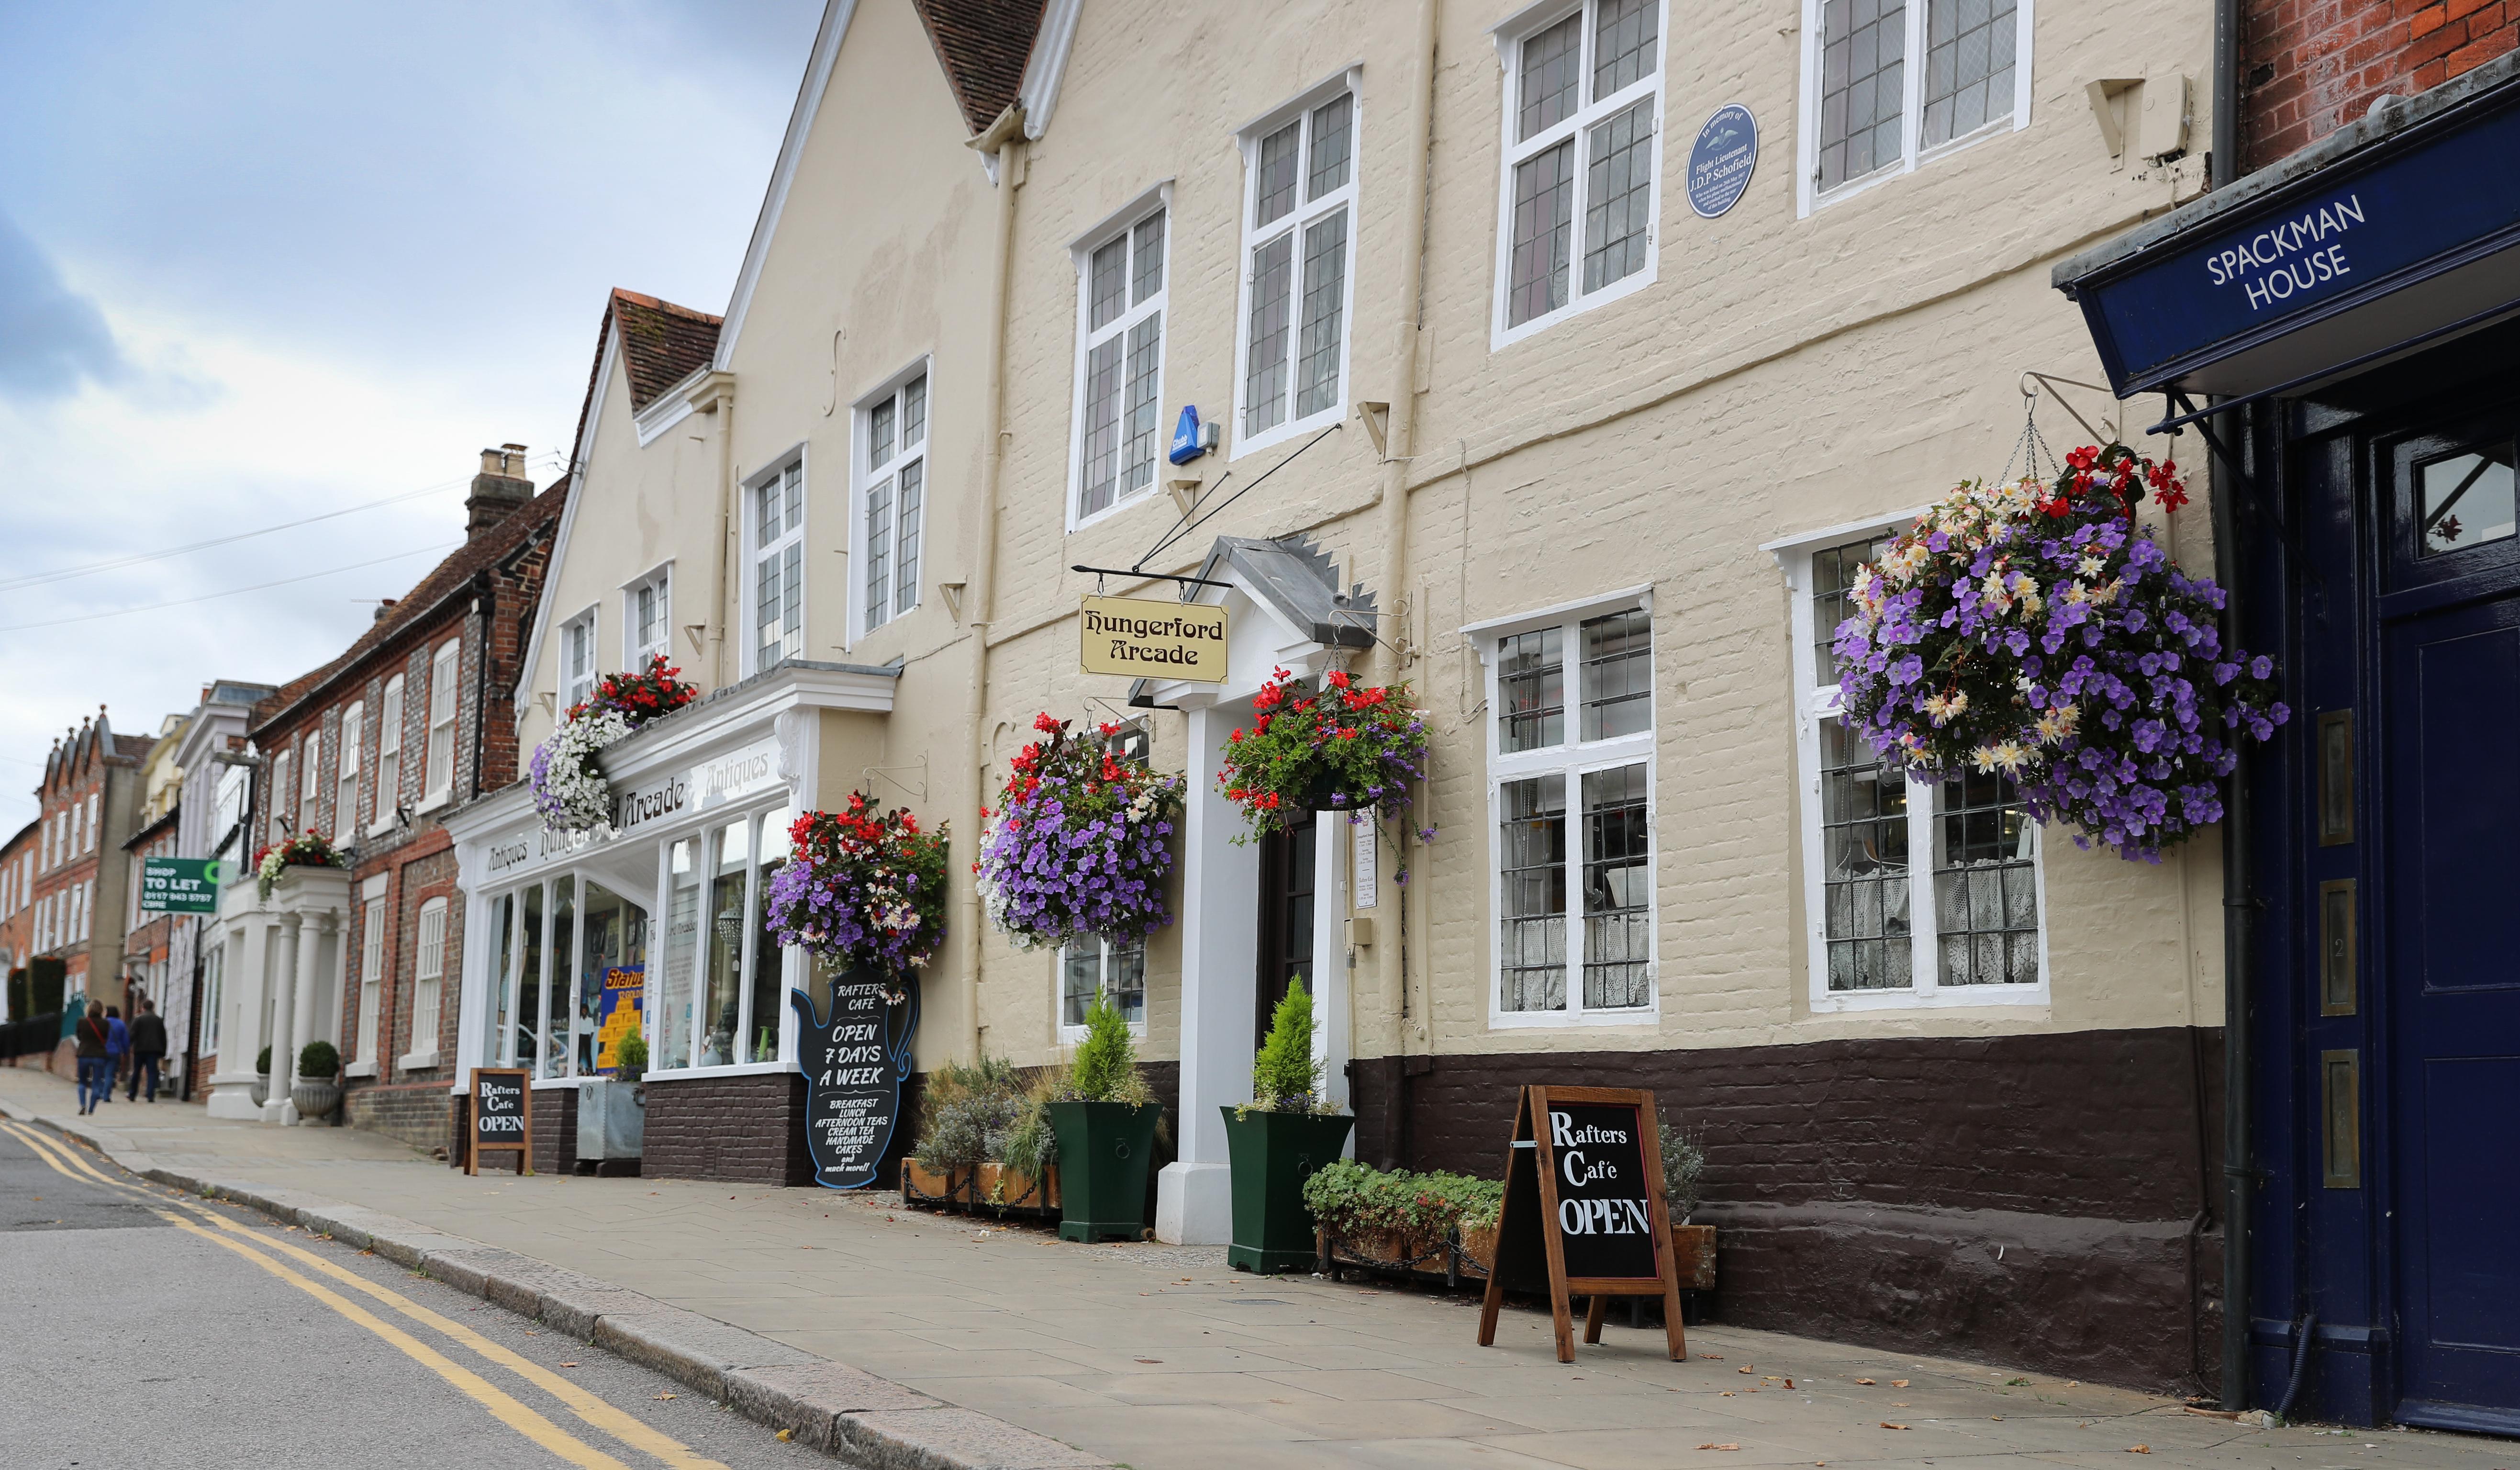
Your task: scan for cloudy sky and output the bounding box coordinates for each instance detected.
[0,0,823,838]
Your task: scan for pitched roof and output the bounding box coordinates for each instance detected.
[912,0,1048,134]
[250,480,568,740]
[608,289,723,412]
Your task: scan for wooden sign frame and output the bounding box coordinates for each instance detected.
[1477,1084,1684,1363]
[468,1066,534,1176]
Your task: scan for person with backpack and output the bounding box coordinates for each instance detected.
[126,999,168,1102]
[101,1006,129,1104]
[74,1002,110,1114]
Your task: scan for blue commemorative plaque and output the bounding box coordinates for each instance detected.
[1685,104,1759,220]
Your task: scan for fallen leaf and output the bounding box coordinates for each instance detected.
[1695,1444,1739,1452]
[775,1429,793,1442]
[1894,1402,1910,1407]
[1697,1354,1724,1360]
[1135,1358,1163,1364]
[1991,1416,2003,1422]
[1881,1422,1910,1431]
[558,1362,579,1369]
[1739,1366,1755,1374]
[1783,1379,1796,1390]
[1855,1378,1877,1385]
[1719,1391,1735,1397]
[2127,1448,2150,1456]
[1892,1379,1910,1388]
[654,1391,677,1400]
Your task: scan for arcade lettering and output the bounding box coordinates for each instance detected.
[2205,194,2363,312]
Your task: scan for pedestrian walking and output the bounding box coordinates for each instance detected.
[102,1006,128,1104]
[127,1000,167,1102]
[74,1002,110,1115]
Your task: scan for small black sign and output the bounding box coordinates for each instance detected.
[1545,1101,1659,1281]
[469,1066,532,1175]
[791,968,920,1189]
[1479,1085,1684,1364]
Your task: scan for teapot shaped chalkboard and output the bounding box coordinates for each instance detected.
[790,965,921,1189]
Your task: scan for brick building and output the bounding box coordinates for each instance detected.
[2242,0,2520,167]
[112,714,189,1085]
[1,818,36,1021]
[203,447,560,1150]
[27,711,152,1025]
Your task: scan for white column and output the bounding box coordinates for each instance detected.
[1313,814,1352,1128]
[261,913,302,1122]
[206,920,265,1120]
[1156,703,1261,1245]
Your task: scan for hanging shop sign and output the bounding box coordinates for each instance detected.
[792,969,921,1189]
[1685,104,1759,219]
[593,965,645,1074]
[1079,595,1228,682]
[138,856,221,915]
[468,1066,533,1176]
[2058,78,2520,399]
[1478,1085,1685,1363]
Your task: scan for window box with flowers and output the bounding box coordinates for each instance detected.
[528,656,698,834]
[253,830,346,900]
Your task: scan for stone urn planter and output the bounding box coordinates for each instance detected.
[291,1077,342,1122]
[1224,1109,1355,1274]
[1048,1100,1161,1242]
[250,1074,269,1108]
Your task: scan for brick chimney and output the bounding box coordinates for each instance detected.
[465,443,534,539]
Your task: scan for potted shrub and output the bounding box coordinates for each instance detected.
[904,1056,1021,1210]
[1302,1160,1505,1277]
[989,1075,1062,1213]
[1660,1119,1715,1291]
[252,1044,271,1108]
[290,1040,342,1123]
[1047,996,1160,1242]
[1224,980,1354,1273]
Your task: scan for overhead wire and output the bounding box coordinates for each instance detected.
[0,541,462,634]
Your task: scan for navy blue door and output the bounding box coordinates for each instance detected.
[2381,423,2520,1426]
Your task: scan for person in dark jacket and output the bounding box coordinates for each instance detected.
[74,1002,110,1114]
[126,1000,168,1102]
[101,1007,128,1104]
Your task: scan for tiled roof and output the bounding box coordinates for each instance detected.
[912,0,1047,135]
[250,481,568,739]
[608,289,722,412]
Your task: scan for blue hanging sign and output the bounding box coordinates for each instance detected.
[1169,404,1205,465]
[1685,104,1759,220]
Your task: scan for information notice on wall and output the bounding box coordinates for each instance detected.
[792,969,919,1189]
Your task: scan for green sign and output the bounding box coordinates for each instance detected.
[139,856,222,915]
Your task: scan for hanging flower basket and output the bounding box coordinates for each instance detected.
[527,655,698,834]
[1832,444,2289,862]
[764,795,950,975]
[976,713,1184,951]
[252,830,345,900]
[1216,668,1427,841]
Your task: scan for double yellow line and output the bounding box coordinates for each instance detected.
[1,1120,729,1470]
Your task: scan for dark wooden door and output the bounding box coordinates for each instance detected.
[2379,417,2520,1425]
[1254,813,1316,1046]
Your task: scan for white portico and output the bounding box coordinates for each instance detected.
[1137,537,1376,1245]
[203,863,348,1124]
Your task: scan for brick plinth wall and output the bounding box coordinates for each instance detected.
[640,1072,813,1186]
[346,1080,460,1156]
[532,1087,579,1176]
[2245,0,2520,168]
[1351,1027,2223,1398]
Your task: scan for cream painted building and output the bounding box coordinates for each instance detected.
[449,0,2228,1391]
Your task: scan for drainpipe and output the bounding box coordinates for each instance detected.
[957,107,1026,1063]
[710,386,738,687]
[2209,0,2251,1412]
[468,571,494,801]
[1368,0,1442,1165]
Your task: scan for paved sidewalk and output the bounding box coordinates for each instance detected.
[4,1067,2506,1470]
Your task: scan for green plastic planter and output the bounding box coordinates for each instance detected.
[1223,1108,1356,1273]
[1048,1100,1161,1243]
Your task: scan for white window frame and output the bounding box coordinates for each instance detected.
[640,801,799,1078]
[422,639,460,809]
[1489,0,1670,350]
[352,883,386,1077]
[1066,185,1172,531]
[560,607,599,709]
[370,674,404,833]
[270,749,293,829]
[1469,586,1661,1029]
[623,565,672,670]
[334,702,364,845]
[301,729,321,805]
[746,455,808,676]
[201,941,224,1057]
[1055,935,1149,1044]
[854,362,931,640]
[1230,70,1363,458]
[84,794,97,853]
[1795,0,2035,216]
[1766,515,2051,1012]
[403,895,447,1071]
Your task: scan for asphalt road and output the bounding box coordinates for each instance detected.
[0,1121,819,1470]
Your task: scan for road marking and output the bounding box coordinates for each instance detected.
[159,1210,642,1470]
[191,1211,733,1470]
[0,1122,731,1470]
[1,1123,100,1188]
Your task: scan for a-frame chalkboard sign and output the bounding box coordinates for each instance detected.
[1477,1085,1684,1363]
[468,1066,533,1176]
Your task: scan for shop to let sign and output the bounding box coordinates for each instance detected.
[138,857,221,915]
[1079,595,1227,682]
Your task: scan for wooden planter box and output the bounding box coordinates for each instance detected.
[901,1157,968,1208]
[974,1161,1060,1214]
[1671,1222,1717,1291]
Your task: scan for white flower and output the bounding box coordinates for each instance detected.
[532,707,633,834]
[1972,741,2028,774]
